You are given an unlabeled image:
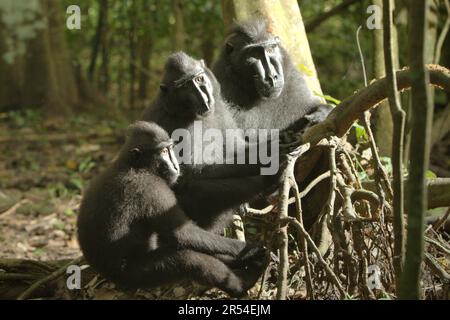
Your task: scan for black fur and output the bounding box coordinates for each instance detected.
[77,121,268,297]
[213,19,333,228]
[142,52,282,233]
[212,18,333,131]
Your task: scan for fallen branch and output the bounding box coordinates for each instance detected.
[0,199,29,219]
[432,207,450,231]
[302,64,450,146]
[424,253,450,283]
[17,256,85,300]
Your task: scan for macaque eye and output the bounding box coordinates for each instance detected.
[160,147,169,155]
[194,75,204,84]
[267,46,276,54]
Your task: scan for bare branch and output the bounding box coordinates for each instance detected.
[302,65,450,146]
[305,0,362,32]
[383,0,406,293]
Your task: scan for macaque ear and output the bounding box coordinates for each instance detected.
[225,42,234,54]
[200,59,206,68]
[160,84,168,93]
[130,147,142,157]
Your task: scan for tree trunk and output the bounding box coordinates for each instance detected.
[99,0,110,94]
[172,0,185,51]
[22,0,79,116]
[128,0,137,109]
[137,0,154,101]
[0,27,22,111]
[88,0,109,82]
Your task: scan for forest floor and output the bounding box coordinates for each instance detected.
[0,111,126,263]
[0,109,449,300]
[0,111,276,300]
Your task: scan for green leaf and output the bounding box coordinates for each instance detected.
[64,208,75,217]
[53,219,65,230]
[353,123,368,143]
[69,177,84,191]
[425,170,437,179]
[313,91,341,105]
[298,63,314,76]
[33,248,46,257]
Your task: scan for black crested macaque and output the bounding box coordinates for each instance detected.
[212,18,333,132]
[213,19,333,229]
[142,52,288,233]
[77,121,269,297]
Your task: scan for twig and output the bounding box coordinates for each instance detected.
[424,236,450,255]
[292,179,315,299]
[298,171,331,198]
[247,169,331,216]
[316,142,337,256]
[356,25,368,87]
[325,143,337,219]
[361,112,393,199]
[17,256,85,300]
[276,156,297,300]
[383,0,406,293]
[336,174,363,221]
[257,265,269,299]
[280,216,347,299]
[232,214,245,241]
[424,253,450,282]
[434,0,450,64]
[0,199,29,219]
[351,223,375,299]
[305,0,362,32]
[351,189,380,210]
[432,207,450,231]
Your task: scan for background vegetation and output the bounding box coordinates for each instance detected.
[0,0,449,300]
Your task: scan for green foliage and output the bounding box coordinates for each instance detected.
[33,248,46,257]
[48,182,71,198]
[7,109,43,128]
[53,219,66,230]
[64,208,76,217]
[78,156,96,174]
[353,123,368,143]
[0,0,46,63]
[302,0,375,100]
[425,170,437,179]
[68,176,84,192]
